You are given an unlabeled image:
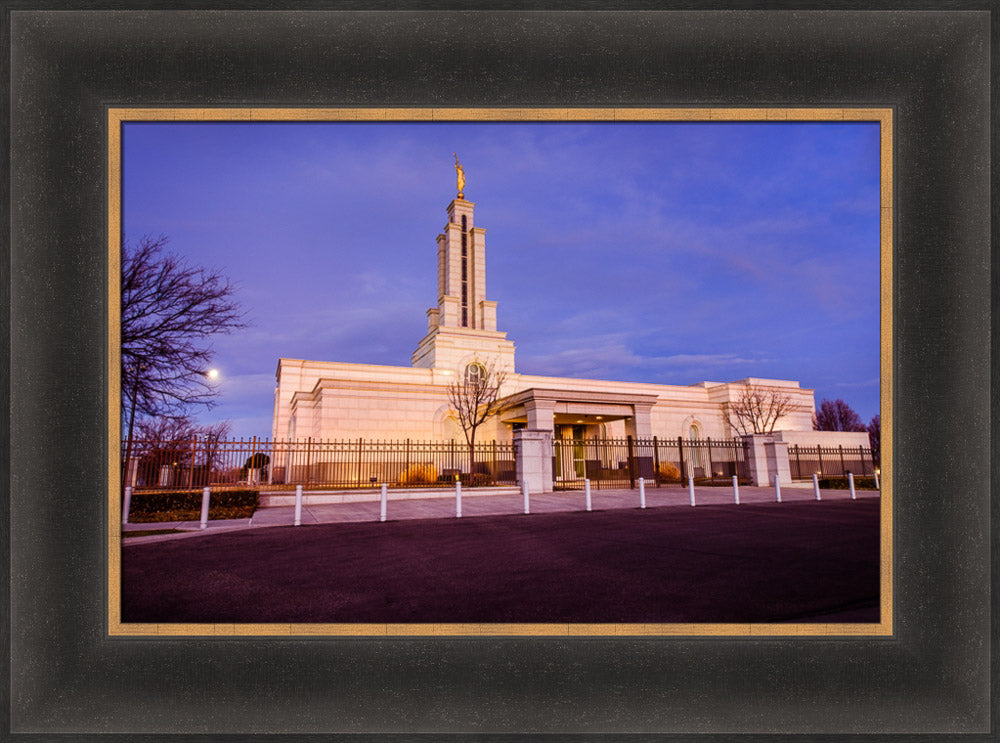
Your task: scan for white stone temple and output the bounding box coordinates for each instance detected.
[272,164,848,453]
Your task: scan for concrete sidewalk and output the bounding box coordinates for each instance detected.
[121,483,880,545]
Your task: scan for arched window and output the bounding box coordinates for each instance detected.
[464,362,486,386]
[688,423,702,469]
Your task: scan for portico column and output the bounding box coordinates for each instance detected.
[524,399,556,433]
[624,402,654,439]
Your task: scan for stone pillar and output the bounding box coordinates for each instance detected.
[764,439,791,487]
[743,434,773,486]
[742,434,792,487]
[514,429,554,494]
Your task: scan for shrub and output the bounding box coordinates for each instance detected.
[399,463,438,485]
[657,462,681,482]
[460,472,494,487]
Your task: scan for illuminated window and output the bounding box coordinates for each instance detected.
[464,362,486,386]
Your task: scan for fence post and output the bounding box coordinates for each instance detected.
[678,436,686,488]
[795,444,802,480]
[456,480,462,517]
[188,434,198,490]
[638,477,646,509]
[732,475,740,505]
[817,446,824,476]
[813,473,821,501]
[849,472,856,500]
[294,484,303,526]
[859,445,866,475]
[584,478,592,511]
[122,486,132,525]
[626,435,636,489]
[688,475,696,507]
[199,486,210,529]
[356,437,363,486]
[774,473,782,503]
[250,436,258,486]
[706,436,714,479]
[652,435,660,488]
[838,445,846,475]
[380,483,387,522]
[522,481,530,515]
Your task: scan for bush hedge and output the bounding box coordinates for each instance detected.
[127,488,259,523]
[693,476,752,487]
[818,477,878,490]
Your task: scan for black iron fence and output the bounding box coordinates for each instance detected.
[552,437,750,490]
[124,437,517,491]
[788,444,876,480]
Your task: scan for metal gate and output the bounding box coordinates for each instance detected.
[552,437,750,490]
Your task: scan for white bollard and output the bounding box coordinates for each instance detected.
[688,476,696,507]
[294,484,303,526]
[522,481,530,515]
[638,477,646,509]
[732,475,740,505]
[199,486,210,529]
[456,480,462,517]
[584,479,592,511]
[813,473,821,501]
[849,472,856,500]
[774,475,782,503]
[380,483,388,522]
[122,486,132,525]
[874,469,880,490]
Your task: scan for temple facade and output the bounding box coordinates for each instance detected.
[272,172,834,454]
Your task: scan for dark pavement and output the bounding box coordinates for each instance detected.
[122,498,880,624]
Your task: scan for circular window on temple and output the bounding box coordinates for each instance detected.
[464,362,486,386]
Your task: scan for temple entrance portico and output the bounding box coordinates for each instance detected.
[498,388,659,440]
[501,389,659,488]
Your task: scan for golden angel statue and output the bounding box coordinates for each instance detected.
[453,153,465,199]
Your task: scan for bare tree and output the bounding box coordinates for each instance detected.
[447,361,507,480]
[121,235,246,420]
[723,381,794,435]
[129,416,233,488]
[813,398,867,432]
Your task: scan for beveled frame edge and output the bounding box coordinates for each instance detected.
[106,106,892,639]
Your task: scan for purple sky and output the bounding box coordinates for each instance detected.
[122,121,881,439]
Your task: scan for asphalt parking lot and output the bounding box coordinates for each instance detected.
[122,496,880,624]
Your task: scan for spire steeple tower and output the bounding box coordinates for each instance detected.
[411,167,516,376]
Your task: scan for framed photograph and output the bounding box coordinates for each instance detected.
[7,6,992,739]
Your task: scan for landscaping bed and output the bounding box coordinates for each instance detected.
[127,488,258,523]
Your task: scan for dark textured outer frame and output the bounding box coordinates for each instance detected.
[5,5,993,740]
